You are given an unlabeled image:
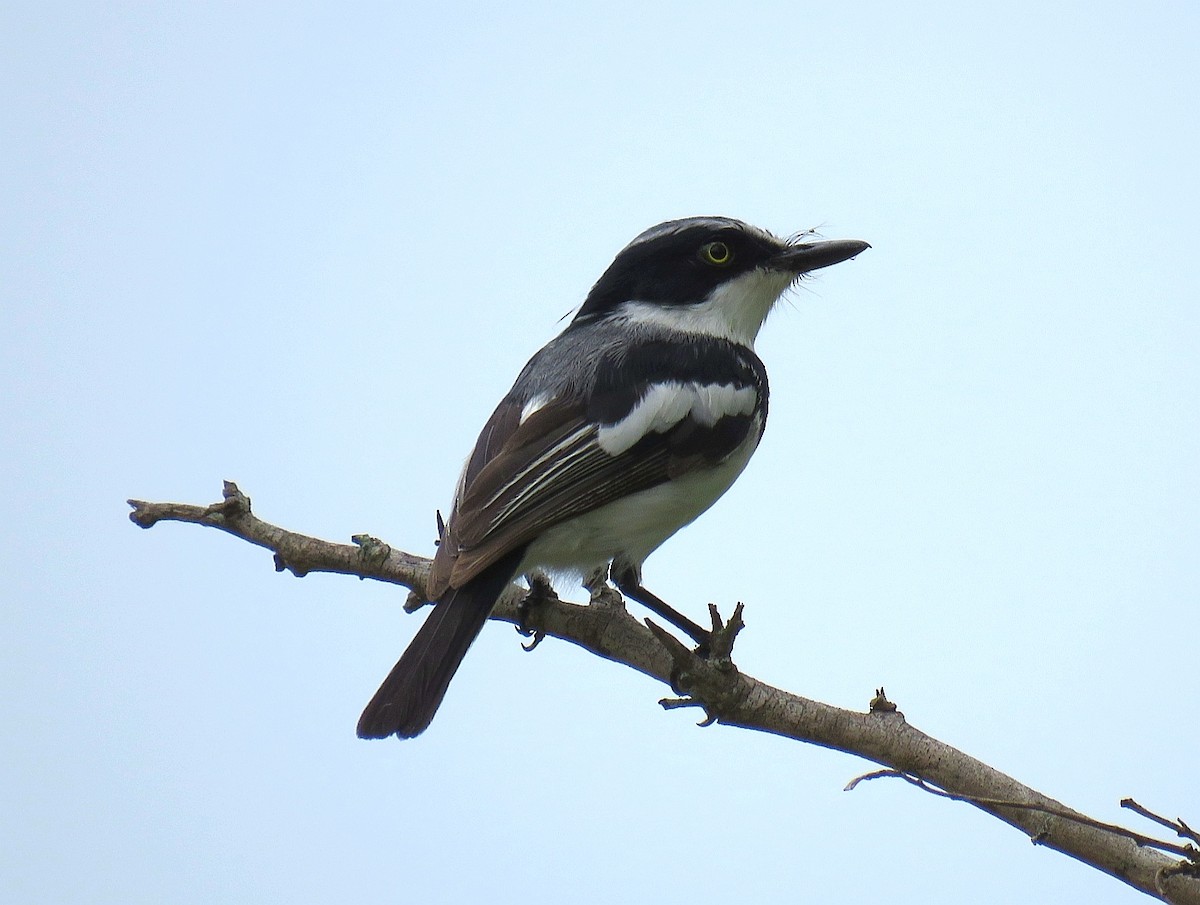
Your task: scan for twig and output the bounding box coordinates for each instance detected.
[847,770,1198,862]
[1124,799,1200,849]
[128,481,432,592]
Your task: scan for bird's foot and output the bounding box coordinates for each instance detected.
[516,571,558,651]
[646,603,746,725]
[582,564,625,608]
[661,601,746,660]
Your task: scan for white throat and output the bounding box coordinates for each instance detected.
[614,268,794,347]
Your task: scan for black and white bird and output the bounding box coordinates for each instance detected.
[358,217,868,739]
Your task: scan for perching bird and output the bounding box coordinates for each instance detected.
[357,217,868,739]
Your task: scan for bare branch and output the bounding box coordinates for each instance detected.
[129,482,431,592]
[1124,800,1200,850]
[129,483,1200,904]
[847,770,1199,861]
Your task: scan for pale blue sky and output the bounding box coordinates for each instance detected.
[3,3,1197,903]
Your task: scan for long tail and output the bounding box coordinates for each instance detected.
[357,552,523,739]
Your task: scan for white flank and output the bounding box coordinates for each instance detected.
[597,382,757,455]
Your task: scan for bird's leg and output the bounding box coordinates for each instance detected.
[610,563,712,656]
[516,570,557,651]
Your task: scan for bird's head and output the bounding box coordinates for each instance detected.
[573,217,869,346]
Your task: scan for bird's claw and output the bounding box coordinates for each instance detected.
[646,603,747,727]
[516,572,557,651]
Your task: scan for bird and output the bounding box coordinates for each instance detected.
[357,217,868,739]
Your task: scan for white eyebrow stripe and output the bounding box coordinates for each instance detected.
[596,382,758,456]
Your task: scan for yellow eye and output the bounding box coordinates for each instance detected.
[700,241,733,266]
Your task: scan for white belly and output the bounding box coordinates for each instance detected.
[519,420,761,577]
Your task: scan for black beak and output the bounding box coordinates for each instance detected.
[774,238,870,274]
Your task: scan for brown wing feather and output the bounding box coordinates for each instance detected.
[429,394,758,597]
[426,398,523,600]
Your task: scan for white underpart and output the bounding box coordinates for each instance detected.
[616,267,795,347]
[520,412,763,579]
[596,381,757,455]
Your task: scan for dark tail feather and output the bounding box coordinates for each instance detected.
[357,552,522,739]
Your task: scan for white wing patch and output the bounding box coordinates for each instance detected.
[596,382,757,456]
[519,393,552,424]
[483,422,595,513]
